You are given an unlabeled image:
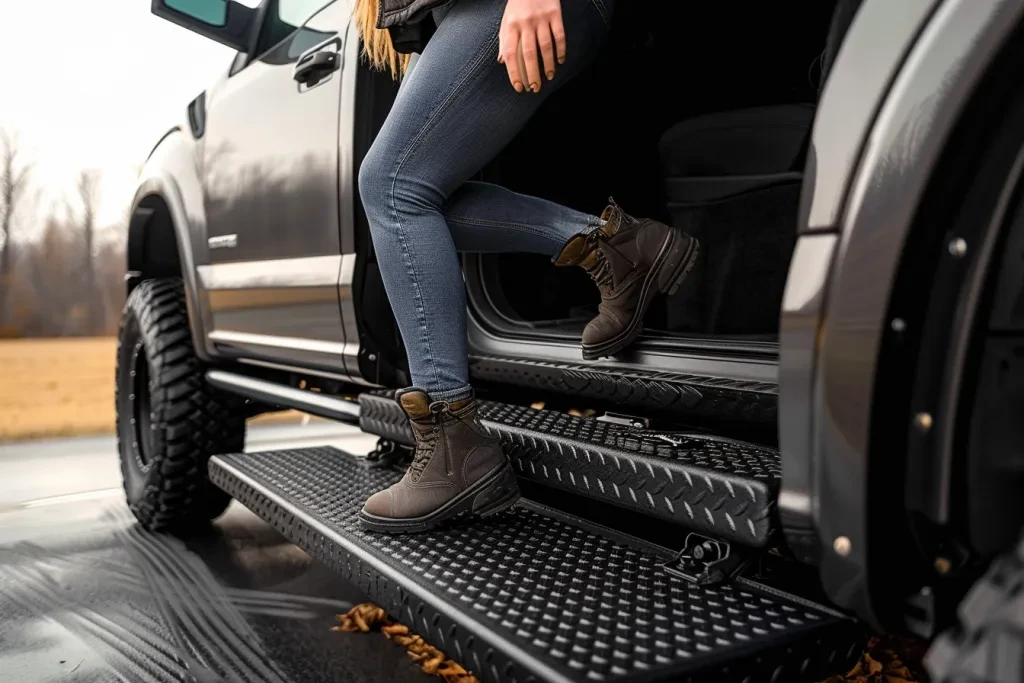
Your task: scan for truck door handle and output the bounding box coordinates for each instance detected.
[294,36,342,86]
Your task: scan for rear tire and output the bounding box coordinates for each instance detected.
[116,278,244,531]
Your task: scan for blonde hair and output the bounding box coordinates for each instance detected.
[354,0,410,79]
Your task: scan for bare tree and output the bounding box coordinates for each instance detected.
[77,168,101,331]
[26,211,86,336]
[0,128,33,330]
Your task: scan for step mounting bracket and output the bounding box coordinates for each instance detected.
[663,533,750,586]
[366,438,413,469]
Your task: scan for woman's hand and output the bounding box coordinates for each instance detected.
[498,0,566,94]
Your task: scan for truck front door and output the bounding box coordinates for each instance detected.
[198,0,351,374]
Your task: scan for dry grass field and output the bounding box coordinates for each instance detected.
[0,338,309,442]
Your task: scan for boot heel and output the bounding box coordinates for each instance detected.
[472,466,521,518]
[665,237,700,296]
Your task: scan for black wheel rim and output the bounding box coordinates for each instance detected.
[131,343,154,471]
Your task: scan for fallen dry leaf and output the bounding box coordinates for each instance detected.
[820,635,929,683]
[339,605,929,683]
[336,603,482,683]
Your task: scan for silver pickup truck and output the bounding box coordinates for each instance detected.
[117,0,1024,680]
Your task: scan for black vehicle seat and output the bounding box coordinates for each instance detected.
[658,103,815,204]
[657,0,862,335]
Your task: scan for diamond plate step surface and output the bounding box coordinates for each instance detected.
[469,355,778,424]
[209,447,860,683]
[359,392,780,547]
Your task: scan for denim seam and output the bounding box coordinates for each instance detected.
[546,216,605,262]
[432,385,473,401]
[394,21,502,171]
[386,13,502,393]
[445,215,569,244]
[387,195,437,390]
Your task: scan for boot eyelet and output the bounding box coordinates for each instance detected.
[428,401,449,414]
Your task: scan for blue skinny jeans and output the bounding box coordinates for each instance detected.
[358,0,613,402]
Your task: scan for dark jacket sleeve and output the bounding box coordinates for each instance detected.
[388,18,436,54]
[378,0,447,29]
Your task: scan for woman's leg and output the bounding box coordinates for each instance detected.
[358,0,612,401]
[443,181,602,254]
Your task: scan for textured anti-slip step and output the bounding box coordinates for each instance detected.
[208,447,861,683]
[359,392,780,547]
[469,355,778,424]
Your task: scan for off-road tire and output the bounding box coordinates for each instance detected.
[116,278,244,531]
[926,531,1024,683]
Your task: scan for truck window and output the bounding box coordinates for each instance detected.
[278,0,334,26]
[256,0,336,57]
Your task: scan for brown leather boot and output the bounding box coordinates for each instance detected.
[555,201,699,360]
[359,389,520,533]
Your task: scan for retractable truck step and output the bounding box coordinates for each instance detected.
[208,447,861,683]
[359,392,781,547]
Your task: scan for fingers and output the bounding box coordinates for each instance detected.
[550,12,566,65]
[537,22,556,81]
[519,25,543,93]
[499,24,524,92]
[498,1,567,94]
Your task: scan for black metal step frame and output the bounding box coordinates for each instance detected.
[359,393,780,547]
[469,355,778,424]
[209,447,861,683]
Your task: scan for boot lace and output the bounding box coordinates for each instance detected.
[408,424,440,481]
[587,253,614,289]
[584,232,634,292]
[408,402,470,480]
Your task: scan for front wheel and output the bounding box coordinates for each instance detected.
[115,278,244,531]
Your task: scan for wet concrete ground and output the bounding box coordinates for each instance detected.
[0,425,427,683]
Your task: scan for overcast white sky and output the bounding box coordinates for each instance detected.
[0,0,242,230]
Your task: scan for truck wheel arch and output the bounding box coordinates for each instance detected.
[783,0,1024,631]
[127,194,181,287]
[128,173,214,361]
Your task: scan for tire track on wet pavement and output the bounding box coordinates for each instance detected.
[105,506,291,683]
[9,540,352,619]
[0,562,193,683]
[10,541,151,593]
[2,504,354,683]
[222,591,349,620]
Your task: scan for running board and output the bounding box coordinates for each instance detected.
[469,355,778,424]
[360,391,780,547]
[208,447,861,683]
[205,370,360,425]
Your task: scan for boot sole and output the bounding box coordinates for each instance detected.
[358,463,521,534]
[581,230,700,361]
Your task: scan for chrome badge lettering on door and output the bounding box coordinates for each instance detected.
[208,234,238,249]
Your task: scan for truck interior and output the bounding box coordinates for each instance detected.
[357,1,848,364]
[472,2,839,344]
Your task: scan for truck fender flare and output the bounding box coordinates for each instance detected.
[129,172,215,361]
